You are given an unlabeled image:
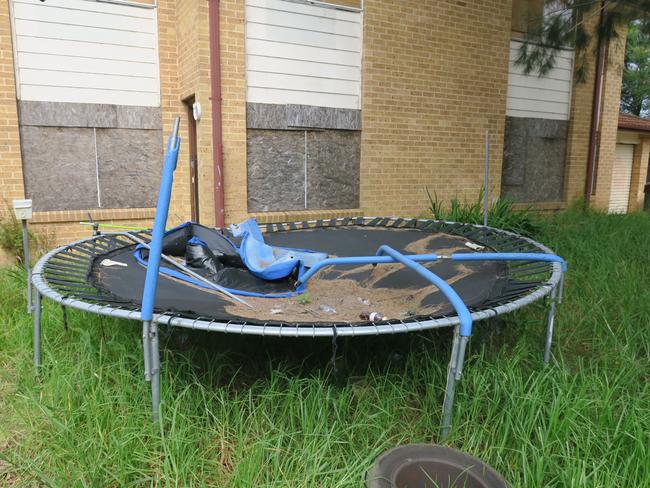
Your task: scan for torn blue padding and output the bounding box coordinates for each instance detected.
[188,236,208,247]
[230,218,328,281]
[133,243,309,298]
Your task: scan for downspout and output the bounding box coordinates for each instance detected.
[208,0,226,228]
[584,0,608,204]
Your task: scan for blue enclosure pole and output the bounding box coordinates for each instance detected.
[375,245,471,439]
[141,117,181,422]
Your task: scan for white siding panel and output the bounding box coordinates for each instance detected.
[10,0,160,107]
[506,40,573,120]
[14,0,156,19]
[506,108,568,120]
[507,85,571,104]
[20,69,160,93]
[12,2,155,33]
[245,0,362,109]
[246,22,361,52]
[14,19,156,48]
[608,144,634,214]
[248,71,359,96]
[16,36,158,63]
[20,85,160,106]
[18,52,158,78]
[246,6,360,37]
[248,87,358,109]
[508,48,574,71]
[248,55,359,80]
[246,38,360,66]
[247,0,360,22]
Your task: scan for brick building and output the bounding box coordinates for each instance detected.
[0,0,646,254]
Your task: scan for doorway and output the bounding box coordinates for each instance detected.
[183,96,200,222]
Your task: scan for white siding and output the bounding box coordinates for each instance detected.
[245,0,362,110]
[506,40,574,120]
[9,0,160,107]
[609,144,634,214]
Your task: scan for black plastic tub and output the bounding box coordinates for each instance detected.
[366,444,509,488]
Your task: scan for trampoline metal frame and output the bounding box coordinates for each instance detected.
[30,217,565,439]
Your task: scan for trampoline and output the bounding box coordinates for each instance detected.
[29,119,566,439]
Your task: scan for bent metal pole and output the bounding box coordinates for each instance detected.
[140,117,181,422]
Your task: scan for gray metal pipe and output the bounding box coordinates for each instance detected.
[22,219,32,314]
[33,291,41,368]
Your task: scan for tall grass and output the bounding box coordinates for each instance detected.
[1,208,649,486]
[426,188,543,237]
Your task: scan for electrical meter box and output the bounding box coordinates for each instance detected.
[13,199,33,221]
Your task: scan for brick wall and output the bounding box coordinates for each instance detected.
[560,9,598,203]
[591,29,628,210]
[218,0,248,224]
[359,0,512,217]
[0,2,24,209]
[0,3,163,252]
[166,0,216,226]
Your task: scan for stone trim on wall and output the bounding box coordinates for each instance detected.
[246,102,361,130]
[18,101,162,129]
[250,208,363,224]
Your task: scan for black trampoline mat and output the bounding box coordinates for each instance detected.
[88,225,508,325]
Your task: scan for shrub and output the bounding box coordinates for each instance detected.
[0,204,51,264]
[426,188,544,237]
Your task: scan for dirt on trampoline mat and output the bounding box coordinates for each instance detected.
[221,233,474,324]
[224,263,474,324]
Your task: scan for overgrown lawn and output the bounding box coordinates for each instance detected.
[0,208,649,487]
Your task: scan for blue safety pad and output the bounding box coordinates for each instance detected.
[230,218,328,281]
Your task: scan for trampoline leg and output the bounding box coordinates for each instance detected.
[149,321,161,422]
[33,291,42,369]
[441,327,468,440]
[543,286,559,364]
[142,321,152,381]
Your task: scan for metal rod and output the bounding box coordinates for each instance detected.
[33,291,41,368]
[142,320,152,381]
[441,326,462,440]
[128,233,252,308]
[22,219,33,314]
[544,285,559,364]
[149,321,161,422]
[80,221,148,232]
[484,129,490,227]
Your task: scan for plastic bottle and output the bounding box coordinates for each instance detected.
[360,311,387,321]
